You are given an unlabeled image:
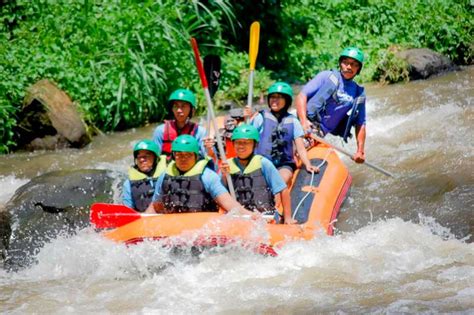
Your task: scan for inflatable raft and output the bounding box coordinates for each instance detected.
[90,142,351,256]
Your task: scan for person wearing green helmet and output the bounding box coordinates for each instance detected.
[145,135,249,214]
[152,88,208,162]
[248,82,319,219]
[122,139,167,212]
[219,124,295,223]
[295,47,367,163]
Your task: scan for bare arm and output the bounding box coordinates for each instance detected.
[279,189,296,224]
[295,137,319,173]
[353,124,366,163]
[295,92,311,132]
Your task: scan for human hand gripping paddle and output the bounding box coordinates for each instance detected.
[191,38,236,199]
[309,133,395,178]
[245,21,260,123]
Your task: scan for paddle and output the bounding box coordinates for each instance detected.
[191,38,236,198]
[246,21,260,123]
[309,133,395,178]
[204,55,221,99]
[90,203,274,229]
[90,203,159,229]
[204,54,221,136]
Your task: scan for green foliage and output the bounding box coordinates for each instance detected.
[0,0,234,153]
[213,51,274,107]
[278,0,473,82]
[372,48,410,84]
[1,0,472,153]
[0,101,17,154]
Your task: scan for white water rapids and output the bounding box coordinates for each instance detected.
[0,66,472,313]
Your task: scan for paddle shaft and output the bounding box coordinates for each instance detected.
[100,212,275,220]
[246,69,255,123]
[310,133,394,178]
[203,87,236,197]
[191,38,236,198]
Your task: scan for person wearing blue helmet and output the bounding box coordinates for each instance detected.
[295,47,367,163]
[249,82,319,196]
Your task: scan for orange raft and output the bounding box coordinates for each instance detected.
[97,142,352,256]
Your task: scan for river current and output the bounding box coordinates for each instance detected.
[0,66,472,313]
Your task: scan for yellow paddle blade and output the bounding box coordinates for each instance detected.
[249,21,260,70]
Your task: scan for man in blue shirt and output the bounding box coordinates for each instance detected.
[145,135,248,214]
[295,47,367,163]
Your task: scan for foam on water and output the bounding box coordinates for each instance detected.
[1,218,472,313]
[0,176,29,205]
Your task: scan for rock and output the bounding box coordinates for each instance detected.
[396,48,458,80]
[2,169,120,270]
[16,79,92,151]
[0,206,11,267]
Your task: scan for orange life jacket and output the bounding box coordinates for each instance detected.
[162,120,198,160]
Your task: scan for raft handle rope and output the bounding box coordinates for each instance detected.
[292,148,333,221]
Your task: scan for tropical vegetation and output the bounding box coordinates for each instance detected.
[0,0,472,153]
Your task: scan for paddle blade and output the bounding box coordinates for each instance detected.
[190,38,208,89]
[90,203,141,229]
[248,21,260,70]
[204,55,221,98]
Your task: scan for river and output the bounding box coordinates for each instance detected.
[0,66,473,313]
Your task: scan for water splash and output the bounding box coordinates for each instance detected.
[1,218,472,313]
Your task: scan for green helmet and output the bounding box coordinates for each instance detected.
[339,47,364,74]
[171,134,200,154]
[268,82,293,100]
[231,124,260,142]
[133,139,160,158]
[267,82,293,109]
[340,47,364,64]
[168,89,196,108]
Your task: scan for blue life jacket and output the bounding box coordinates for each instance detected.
[308,70,365,142]
[255,110,294,167]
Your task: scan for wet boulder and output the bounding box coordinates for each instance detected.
[1,169,119,270]
[396,48,458,80]
[16,79,92,151]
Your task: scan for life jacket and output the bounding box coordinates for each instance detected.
[229,155,275,213]
[162,120,198,160]
[255,110,295,167]
[161,159,218,213]
[128,156,167,212]
[309,70,365,142]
